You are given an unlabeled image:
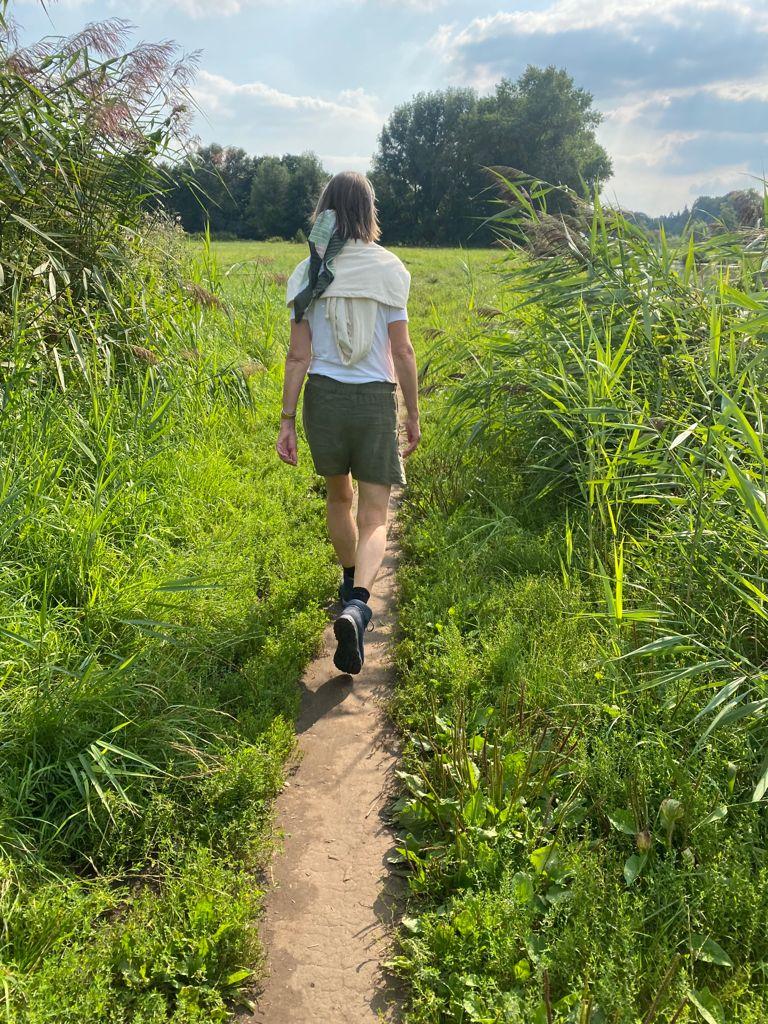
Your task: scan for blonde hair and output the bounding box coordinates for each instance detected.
[311,171,381,243]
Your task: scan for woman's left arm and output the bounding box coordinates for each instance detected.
[276,317,312,466]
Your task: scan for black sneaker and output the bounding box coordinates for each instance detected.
[333,599,372,675]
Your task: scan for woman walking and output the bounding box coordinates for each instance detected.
[276,171,420,675]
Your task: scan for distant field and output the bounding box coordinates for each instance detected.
[204,240,503,360]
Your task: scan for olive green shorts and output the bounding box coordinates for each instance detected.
[302,373,406,487]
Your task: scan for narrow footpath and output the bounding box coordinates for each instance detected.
[247,499,405,1024]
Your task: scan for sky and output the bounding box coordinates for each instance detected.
[13,0,768,215]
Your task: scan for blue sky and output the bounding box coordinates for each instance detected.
[14,0,768,214]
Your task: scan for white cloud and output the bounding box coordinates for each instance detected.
[189,70,382,169]
[167,0,253,14]
[14,0,269,13]
[605,75,768,125]
[192,70,380,123]
[18,0,447,17]
[373,0,449,8]
[431,0,768,55]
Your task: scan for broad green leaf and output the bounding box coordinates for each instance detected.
[718,445,768,538]
[623,853,647,886]
[688,987,724,1024]
[670,422,699,450]
[529,845,558,874]
[697,804,728,828]
[690,934,733,967]
[752,750,768,802]
[693,677,746,723]
[607,809,636,835]
[617,634,694,660]
[225,969,252,985]
[719,392,763,459]
[463,790,486,826]
[510,871,535,903]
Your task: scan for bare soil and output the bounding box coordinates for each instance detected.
[245,503,406,1024]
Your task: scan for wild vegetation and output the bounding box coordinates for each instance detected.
[0,11,334,1020]
[392,178,768,1022]
[6,3,768,1020]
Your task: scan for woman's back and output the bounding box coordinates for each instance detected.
[293,299,407,384]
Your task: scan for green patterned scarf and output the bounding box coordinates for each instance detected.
[292,209,347,322]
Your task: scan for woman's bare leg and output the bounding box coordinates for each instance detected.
[354,481,391,593]
[325,474,357,567]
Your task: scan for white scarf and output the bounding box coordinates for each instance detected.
[286,240,410,366]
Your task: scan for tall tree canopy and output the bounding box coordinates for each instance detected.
[160,145,255,236]
[370,66,612,245]
[247,152,328,240]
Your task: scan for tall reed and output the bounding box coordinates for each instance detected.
[449,175,768,795]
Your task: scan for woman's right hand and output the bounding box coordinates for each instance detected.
[276,420,298,466]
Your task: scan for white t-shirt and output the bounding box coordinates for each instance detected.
[290,299,408,384]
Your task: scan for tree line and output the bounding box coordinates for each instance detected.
[159,66,613,246]
[160,64,762,246]
[631,189,764,237]
[160,148,327,241]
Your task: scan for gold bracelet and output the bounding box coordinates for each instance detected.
[280,410,296,420]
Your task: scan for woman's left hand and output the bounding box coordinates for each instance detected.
[276,421,298,466]
[402,414,421,457]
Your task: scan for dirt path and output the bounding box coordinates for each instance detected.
[246,500,405,1024]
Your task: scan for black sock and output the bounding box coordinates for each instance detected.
[343,566,355,586]
[351,586,370,604]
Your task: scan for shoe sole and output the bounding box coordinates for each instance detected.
[333,614,362,675]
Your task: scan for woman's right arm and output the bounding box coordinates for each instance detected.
[276,317,312,466]
[389,320,421,457]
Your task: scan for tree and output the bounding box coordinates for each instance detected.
[470,67,611,202]
[159,147,328,239]
[246,156,290,238]
[280,152,329,238]
[160,144,256,236]
[371,88,476,245]
[371,66,612,245]
[245,152,328,239]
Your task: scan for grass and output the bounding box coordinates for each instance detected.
[390,184,768,1022]
[0,19,346,1016]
